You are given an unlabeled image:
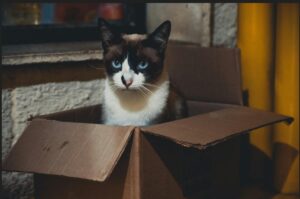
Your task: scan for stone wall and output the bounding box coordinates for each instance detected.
[2,80,104,199]
[212,3,238,48]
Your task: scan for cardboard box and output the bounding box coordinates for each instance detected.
[3,43,292,199]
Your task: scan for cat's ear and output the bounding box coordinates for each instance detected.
[148,20,171,52]
[98,18,122,52]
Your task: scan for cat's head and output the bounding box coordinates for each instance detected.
[99,18,171,90]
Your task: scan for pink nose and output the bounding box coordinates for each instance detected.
[126,79,133,86]
[121,76,133,88]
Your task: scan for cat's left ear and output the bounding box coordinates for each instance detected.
[148,20,171,52]
[98,18,122,52]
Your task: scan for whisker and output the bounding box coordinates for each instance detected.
[137,88,147,98]
[143,83,160,89]
[108,82,119,91]
[141,85,154,95]
[138,86,148,95]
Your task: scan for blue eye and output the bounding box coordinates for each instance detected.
[138,61,149,69]
[112,60,122,69]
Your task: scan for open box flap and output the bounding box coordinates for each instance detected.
[2,119,134,182]
[142,106,293,149]
[166,42,243,105]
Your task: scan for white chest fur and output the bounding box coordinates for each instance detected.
[102,79,170,126]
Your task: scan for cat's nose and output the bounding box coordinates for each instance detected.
[121,75,133,88]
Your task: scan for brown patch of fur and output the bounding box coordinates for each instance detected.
[137,47,161,66]
[113,88,150,111]
[104,44,124,62]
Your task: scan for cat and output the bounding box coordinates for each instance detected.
[99,18,187,126]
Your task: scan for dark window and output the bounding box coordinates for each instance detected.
[2,3,146,45]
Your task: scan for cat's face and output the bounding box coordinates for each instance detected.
[99,19,171,90]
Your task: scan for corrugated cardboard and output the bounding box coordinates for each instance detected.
[2,43,293,199]
[166,43,243,105]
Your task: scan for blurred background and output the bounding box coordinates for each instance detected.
[2,3,146,44]
[1,3,299,199]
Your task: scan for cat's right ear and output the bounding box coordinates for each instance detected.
[98,18,122,52]
[147,20,171,52]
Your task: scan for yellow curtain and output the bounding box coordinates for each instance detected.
[237,2,299,196]
[238,2,275,184]
[273,3,299,194]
